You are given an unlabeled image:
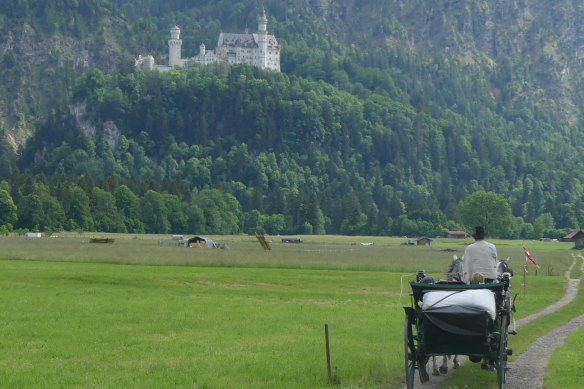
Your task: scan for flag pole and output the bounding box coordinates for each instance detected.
[521,246,539,297]
[523,252,527,296]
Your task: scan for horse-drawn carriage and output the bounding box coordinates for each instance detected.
[403,270,513,389]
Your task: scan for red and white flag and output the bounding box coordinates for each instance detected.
[523,246,539,267]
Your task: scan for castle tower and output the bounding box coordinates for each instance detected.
[258,8,267,33]
[257,8,268,69]
[168,26,182,68]
[199,43,206,59]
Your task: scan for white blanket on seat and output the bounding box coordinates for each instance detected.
[420,289,496,320]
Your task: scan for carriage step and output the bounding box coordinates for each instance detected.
[506,348,513,356]
[509,330,518,335]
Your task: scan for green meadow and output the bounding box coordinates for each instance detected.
[546,323,584,389]
[0,234,577,388]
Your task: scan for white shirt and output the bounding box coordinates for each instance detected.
[463,239,498,284]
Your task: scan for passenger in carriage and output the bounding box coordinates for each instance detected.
[461,226,501,371]
[462,226,498,284]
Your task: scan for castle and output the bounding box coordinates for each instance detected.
[136,9,280,72]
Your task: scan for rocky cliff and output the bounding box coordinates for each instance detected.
[2,0,584,151]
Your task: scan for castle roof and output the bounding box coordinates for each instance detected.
[217,33,279,49]
[218,33,258,48]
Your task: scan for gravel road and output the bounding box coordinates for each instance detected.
[400,254,584,389]
[504,254,584,389]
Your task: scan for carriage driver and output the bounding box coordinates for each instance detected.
[462,226,498,284]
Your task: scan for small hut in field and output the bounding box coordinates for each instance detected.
[187,236,216,248]
[563,230,584,249]
[447,231,467,239]
[416,237,433,247]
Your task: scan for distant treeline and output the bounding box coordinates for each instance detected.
[5,64,583,238]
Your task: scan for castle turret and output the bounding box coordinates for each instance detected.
[257,9,268,69]
[135,55,155,70]
[143,55,155,70]
[199,43,206,59]
[168,26,182,68]
[258,8,267,33]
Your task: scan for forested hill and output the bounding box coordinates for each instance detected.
[1,0,584,238]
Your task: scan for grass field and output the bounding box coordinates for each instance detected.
[545,322,584,389]
[0,234,578,388]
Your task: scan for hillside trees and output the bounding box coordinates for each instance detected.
[193,189,241,234]
[91,187,126,233]
[17,189,66,232]
[0,188,17,231]
[62,185,94,231]
[114,185,144,233]
[11,61,584,238]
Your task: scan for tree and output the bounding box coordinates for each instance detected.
[140,190,170,234]
[263,214,285,235]
[340,192,367,235]
[458,191,512,237]
[193,189,241,234]
[163,193,188,233]
[115,185,144,233]
[17,192,66,232]
[533,213,556,239]
[185,202,206,233]
[556,203,579,230]
[66,186,94,231]
[305,192,326,234]
[91,187,126,233]
[243,209,263,235]
[0,189,17,230]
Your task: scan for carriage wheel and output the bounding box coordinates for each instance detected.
[404,312,418,389]
[496,314,509,389]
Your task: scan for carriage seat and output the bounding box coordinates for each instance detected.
[419,289,496,320]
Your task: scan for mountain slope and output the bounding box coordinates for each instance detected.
[1,0,584,237]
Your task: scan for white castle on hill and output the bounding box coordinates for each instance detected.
[136,9,280,72]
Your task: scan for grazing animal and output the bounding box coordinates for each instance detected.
[430,255,463,376]
[497,257,514,279]
[432,354,460,375]
[446,255,464,283]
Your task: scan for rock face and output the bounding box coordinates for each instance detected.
[0,14,133,149]
[71,102,121,149]
[310,0,584,125]
[2,0,584,149]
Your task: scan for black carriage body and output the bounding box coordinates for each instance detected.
[403,278,511,389]
[422,305,491,355]
[409,282,506,358]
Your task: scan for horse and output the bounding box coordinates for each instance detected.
[497,256,513,279]
[429,255,464,376]
[447,254,465,283]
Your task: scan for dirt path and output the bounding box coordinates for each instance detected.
[505,312,584,389]
[505,254,584,389]
[400,254,584,389]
